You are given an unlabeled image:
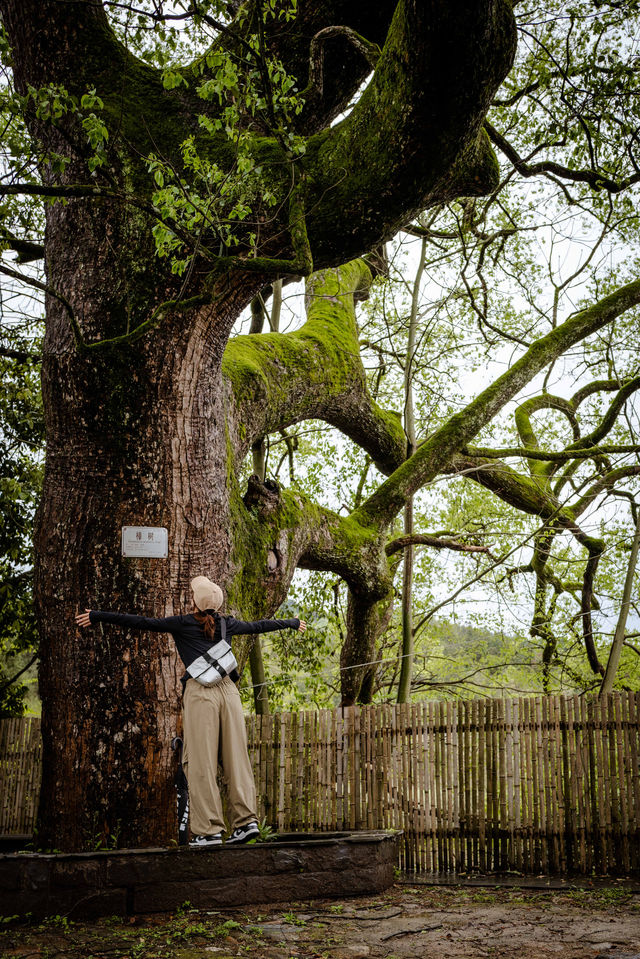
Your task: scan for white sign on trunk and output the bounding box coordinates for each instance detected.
[121,526,168,558]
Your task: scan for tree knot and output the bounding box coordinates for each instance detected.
[243,474,281,514]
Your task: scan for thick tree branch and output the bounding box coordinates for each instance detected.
[299,0,517,264]
[571,378,623,408]
[354,278,640,528]
[231,466,396,707]
[0,347,41,362]
[261,1,397,134]
[231,475,391,624]
[223,259,406,474]
[514,393,579,477]
[305,26,381,99]
[0,229,44,263]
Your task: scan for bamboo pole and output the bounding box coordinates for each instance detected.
[470,698,479,872]
[570,696,587,874]
[551,696,564,872]
[536,696,548,872]
[613,694,630,872]
[427,700,437,871]
[590,695,606,873]
[512,697,523,872]
[625,691,640,871]
[564,697,575,872]
[523,696,535,872]
[599,694,613,872]
[478,698,487,872]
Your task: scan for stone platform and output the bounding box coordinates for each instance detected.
[0,830,400,919]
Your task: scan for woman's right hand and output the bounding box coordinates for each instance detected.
[75,609,92,628]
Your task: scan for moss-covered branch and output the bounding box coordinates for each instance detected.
[228,473,392,657]
[305,26,381,99]
[464,443,640,462]
[262,2,398,133]
[514,394,579,478]
[223,259,406,473]
[299,0,516,264]
[228,464,395,704]
[354,278,640,528]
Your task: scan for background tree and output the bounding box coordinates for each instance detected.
[0,286,42,715]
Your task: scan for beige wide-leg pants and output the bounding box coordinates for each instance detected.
[182,676,257,836]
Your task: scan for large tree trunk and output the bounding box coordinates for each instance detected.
[34,199,257,849]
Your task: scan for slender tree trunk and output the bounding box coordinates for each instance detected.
[396,237,426,703]
[269,279,283,333]
[248,416,270,716]
[249,373,270,715]
[396,497,414,702]
[599,506,640,697]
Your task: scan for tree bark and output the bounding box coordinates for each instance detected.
[35,242,252,848]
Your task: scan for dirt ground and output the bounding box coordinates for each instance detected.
[1,881,639,959]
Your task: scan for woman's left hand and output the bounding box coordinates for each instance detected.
[75,609,92,628]
[298,620,307,633]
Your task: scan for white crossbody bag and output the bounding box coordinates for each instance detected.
[186,616,238,686]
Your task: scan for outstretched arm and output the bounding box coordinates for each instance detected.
[226,616,307,637]
[75,608,182,632]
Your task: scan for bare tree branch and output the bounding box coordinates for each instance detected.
[485,121,640,193]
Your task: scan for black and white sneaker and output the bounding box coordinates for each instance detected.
[226,821,259,844]
[189,832,223,847]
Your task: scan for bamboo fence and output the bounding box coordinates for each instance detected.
[0,716,42,836]
[2,692,639,875]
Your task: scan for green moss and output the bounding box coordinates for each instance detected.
[225,466,383,627]
[222,260,375,451]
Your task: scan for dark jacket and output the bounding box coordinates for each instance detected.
[89,609,300,684]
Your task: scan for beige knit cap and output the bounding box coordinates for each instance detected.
[190,576,223,612]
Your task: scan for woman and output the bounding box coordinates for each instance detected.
[75,575,306,847]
